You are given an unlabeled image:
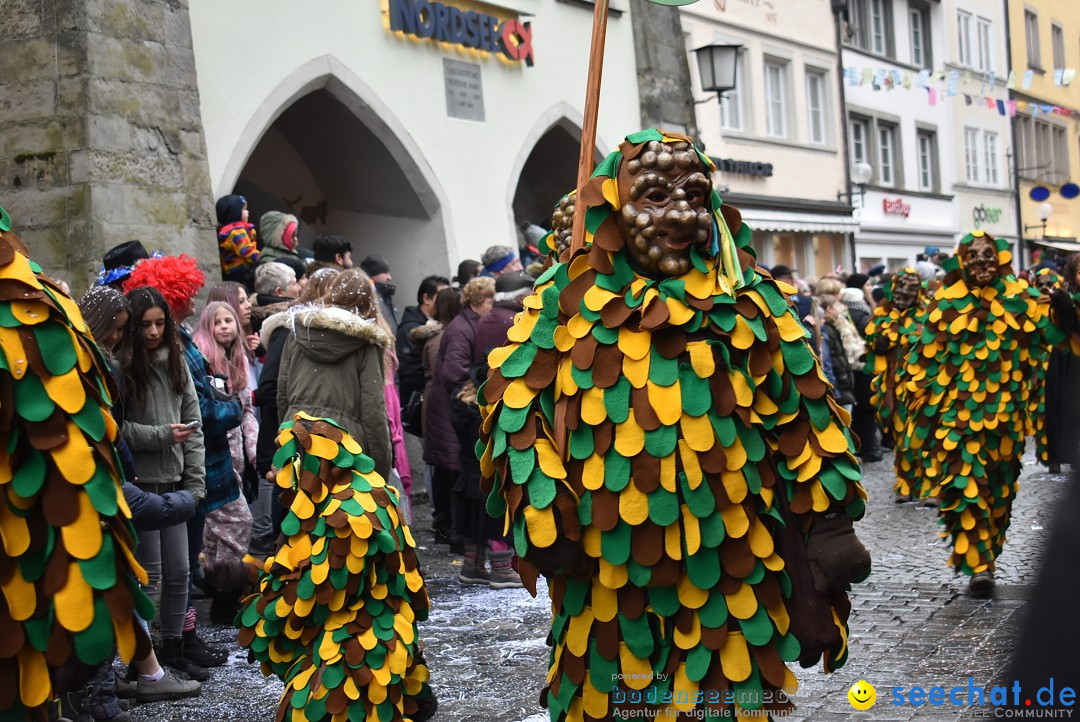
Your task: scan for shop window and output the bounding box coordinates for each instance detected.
[811,234,845,279]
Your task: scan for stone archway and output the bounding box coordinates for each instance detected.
[223,57,451,310]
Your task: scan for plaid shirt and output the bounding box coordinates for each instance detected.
[179,326,242,513]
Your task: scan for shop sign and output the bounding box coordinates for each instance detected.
[709,157,773,177]
[388,0,534,66]
[882,198,911,218]
[972,204,1003,229]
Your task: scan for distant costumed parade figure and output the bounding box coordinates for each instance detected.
[479,130,871,721]
[862,267,926,501]
[237,413,436,722]
[0,208,154,720]
[900,231,1078,598]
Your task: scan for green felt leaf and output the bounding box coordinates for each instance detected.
[776,631,801,663]
[685,548,721,589]
[743,463,762,494]
[698,590,728,628]
[530,315,558,350]
[591,324,618,345]
[14,373,54,422]
[589,640,618,692]
[497,405,529,434]
[627,559,652,587]
[805,398,831,431]
[818,468,848,501]
[685,643,713,683]
[680,368,712,418]
[78,535,117,590]
[698,510,726,548]
[24,615,51,652]
[737,423,765,462]
[680,472,716,519]
[604,376,630,423]
[571,365,594,390]
[577,490,593,525]
[0,206,9,232]
[526,469,557,509]
[500,343,538,378]
[601,520,631,565]
[782,341,815,375]
[73,597,115,665]
[12,447,45,497]
[34,323,77,376]
[508,447,535,484]
[0,304,20,328]
[132,578,155,622]
[740,605,774,646]
[644,424,676,457]
[732,666,764,710]
[569,424,594,460]
[647,487,679,526]
[619,612,654,658]
[709,412,737,447]
[648,348,679,385]
[272,440,297,470]
[648,585,680,617]
[604,452,631,492]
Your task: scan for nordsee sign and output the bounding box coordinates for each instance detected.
[388,0,534,67]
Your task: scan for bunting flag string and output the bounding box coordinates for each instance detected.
[844,65,1080,121]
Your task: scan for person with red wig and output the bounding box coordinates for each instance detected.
[123,254,239,672]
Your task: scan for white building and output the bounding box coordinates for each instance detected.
[188,0,640,299]
[841,0,960,271]
[680,0,857,280]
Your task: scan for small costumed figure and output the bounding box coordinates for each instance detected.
[237,413,436,722]
[0,208,154,719]
[1028,269,1062,469]
[862,268,926,502]
[901,231,1073,598]
[479,130,870,722]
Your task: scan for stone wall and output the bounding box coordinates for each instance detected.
[629,0,699,142]
[0,0,217,293]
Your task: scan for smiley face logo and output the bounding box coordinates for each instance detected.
[848,680,876,710]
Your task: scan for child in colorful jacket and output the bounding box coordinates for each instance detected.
[216,194,260,287]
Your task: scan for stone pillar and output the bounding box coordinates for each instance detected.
[629,0,699,143]
[0,0,217,293]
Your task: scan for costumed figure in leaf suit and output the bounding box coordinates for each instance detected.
[478,130,871,722]
[901,231,1076,598]
[862,268,926,502]
[0,208,154,720]
[237,413,436,722]
[1031,266,1080,473]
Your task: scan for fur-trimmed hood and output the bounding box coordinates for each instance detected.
[285,304,393,363]
[409,319,443,346]
[259,309,292,349]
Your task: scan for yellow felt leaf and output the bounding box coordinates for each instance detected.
[592,578,619,622]
[583,674,609,717]
[0,500,30,557]
[2,566,34,621]
[52,422,94,485]
[61,491,103,560]
[721,501,749,537]
[678,441,703,489]
[680,413,714,453]
[42,368,86,415]
[619,642,653,689]
[524,506,557,547]
[721,470,748,504]
[18,647,50,708]
[664,522,683,560]
[676,570,707,609]
[598,556,627,589]
[620,482,650,526]
[730,372,754,408]
[614,411,645,457]
[730,317,755,350]
[507,310,539,342]
[719,631,752,682]
[55,562,93,632]
[673,609,701,649]
[536,440,566,479]
[583,453,605,491]
[648,380,682,426]
[504,379,538,409]
[623,353,650,388]
[816,423,849,454]
[688,341,715,378]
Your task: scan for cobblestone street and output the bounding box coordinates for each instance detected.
[130,451,1068,722]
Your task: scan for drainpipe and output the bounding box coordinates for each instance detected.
[1003,0,1025,267]
[833,2,856,270]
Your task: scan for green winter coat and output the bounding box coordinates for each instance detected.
[123,347,206,499]
[276,305,393,480]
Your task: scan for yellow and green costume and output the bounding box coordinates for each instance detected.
[0,209,152,720]
[1027,268,1062,466]
[901,232,1064,575]
[863,268,925,497]
[237,413,433,722]
[479,131,868,721]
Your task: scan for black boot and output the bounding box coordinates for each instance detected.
[158,636,210,682]
[182,629,228,667]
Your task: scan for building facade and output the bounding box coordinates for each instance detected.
[841,0,961,271]
[680,0,856,280]
[1006,0,1080,264]
[187,0,643,299]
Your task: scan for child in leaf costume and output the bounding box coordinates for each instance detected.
[863,268,925,501]
[237,413,436,722]
[901,231,1071,598]
[1030,269,1063,469]
[0,208,154,720]
[478,131,870,722]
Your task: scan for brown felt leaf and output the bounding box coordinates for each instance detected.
[631,522,664,567]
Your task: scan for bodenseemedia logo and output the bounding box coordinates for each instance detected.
[847,677,1076,717]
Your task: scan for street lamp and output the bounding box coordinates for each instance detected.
[1024,202,1054,236]
[837,161,873,204]
[693,44,741,104]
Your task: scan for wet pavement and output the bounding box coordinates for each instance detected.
[128,447,1069,722]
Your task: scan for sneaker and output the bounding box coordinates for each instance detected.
[136,668,202,703]
[116,678,136,700]
[182,630,228,668]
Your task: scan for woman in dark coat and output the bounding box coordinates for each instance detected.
[1044,257,1080,471]
[428,277,494,546]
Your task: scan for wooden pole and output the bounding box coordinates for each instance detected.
[570,0,610,254]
